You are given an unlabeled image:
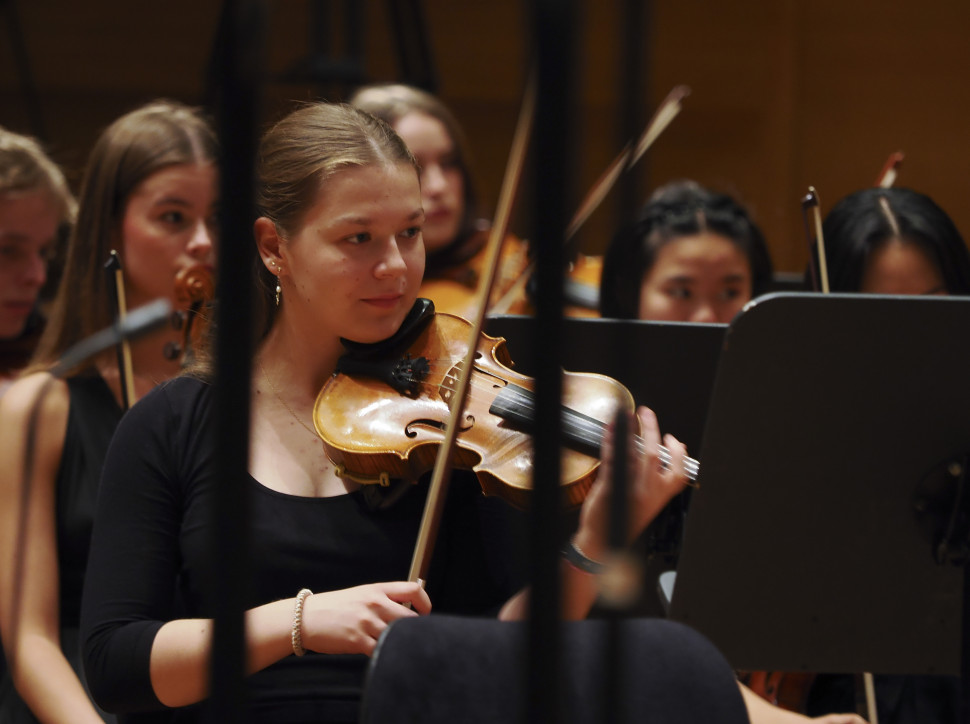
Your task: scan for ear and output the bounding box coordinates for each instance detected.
[254,217,284,275]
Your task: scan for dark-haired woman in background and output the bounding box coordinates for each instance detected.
[811,186,970,296]
[599,180,773,323]
[805,185,968,724]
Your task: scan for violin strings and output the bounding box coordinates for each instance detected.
[379,357,699,480]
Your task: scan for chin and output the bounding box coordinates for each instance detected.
[347,305,415,345]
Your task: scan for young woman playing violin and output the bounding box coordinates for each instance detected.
[0,100,218,724]
[79,102,863,724]
[348,83,533,318]
[599,180,774,323]
[0,126,75,397]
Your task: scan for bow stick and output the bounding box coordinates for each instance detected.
[801,186,879,724]
[874,150,904,188]
[489,85,690,315]
[408,72,537,585]
[103,250,136,410]
[800,187,830,294]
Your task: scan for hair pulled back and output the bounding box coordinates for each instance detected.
[253,102,417,335]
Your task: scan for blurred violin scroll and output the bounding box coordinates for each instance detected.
[164,263,215,366]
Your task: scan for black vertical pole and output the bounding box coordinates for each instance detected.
[527,2,575,724]
[617,0,647,221]
[962,562,970,724]
[603,5,648,722]
[604,410,630,724]
[207,1,262,721]
[1,0,48,141]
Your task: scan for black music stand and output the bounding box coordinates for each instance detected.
[667,293,970,713]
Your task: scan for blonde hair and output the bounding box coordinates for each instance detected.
[349,84,480,251]
[0,125,75,224]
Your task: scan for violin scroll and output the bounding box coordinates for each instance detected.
[163,263,215,364]
[174,263,216,306]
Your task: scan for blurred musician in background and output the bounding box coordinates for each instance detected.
[0,127,75,396]
[599,179,773,323]
[811,186,970,296]
[804,185,969,724]
[0,100,218,724]
[349,83,533,318]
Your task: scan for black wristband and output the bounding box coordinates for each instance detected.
[560,539,606,575]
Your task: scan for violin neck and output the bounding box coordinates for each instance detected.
[490,382,698,481]
[490,382,608,458]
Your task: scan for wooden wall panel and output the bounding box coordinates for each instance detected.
[2,1,969,275]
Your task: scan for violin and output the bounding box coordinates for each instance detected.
[739,671,817,713]
[487,85,690,321]
[163,263,215,366]
[562,253,603,318]
[312,299,698,511]
[419,228,532,319]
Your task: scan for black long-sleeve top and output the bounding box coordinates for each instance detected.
[80,376,526,724]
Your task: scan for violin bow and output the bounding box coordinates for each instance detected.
[874,150,904,188]
[489,85,690,315]
[800,187,830,294]
[408,72,537,585]
[103,250,136,410]
[801,187,881,724]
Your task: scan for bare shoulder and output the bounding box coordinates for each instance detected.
[0,372,70,482]
[0,372,69,426]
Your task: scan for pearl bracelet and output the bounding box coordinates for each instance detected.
[560,539,606,575]
[291,588,312,656]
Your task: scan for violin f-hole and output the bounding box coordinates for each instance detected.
[405,416,474,438]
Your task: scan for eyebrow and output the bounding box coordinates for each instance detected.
[333,208,425,226]
[660,273,748,284]
[152,196,193,208]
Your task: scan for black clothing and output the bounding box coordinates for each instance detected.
[81,376,526,723]
[0,374,121,723]
[807,673,961,724]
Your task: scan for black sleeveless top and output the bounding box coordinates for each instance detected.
[0,373,121,723]
[56,374,123,627]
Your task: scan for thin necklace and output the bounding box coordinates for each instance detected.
[257,360,318,439]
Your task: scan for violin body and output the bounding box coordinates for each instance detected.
[740,671,816,714]
[420,231,603,319]
[562,253,603,318]
[420,230,532,318]
[313,311,635,510]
